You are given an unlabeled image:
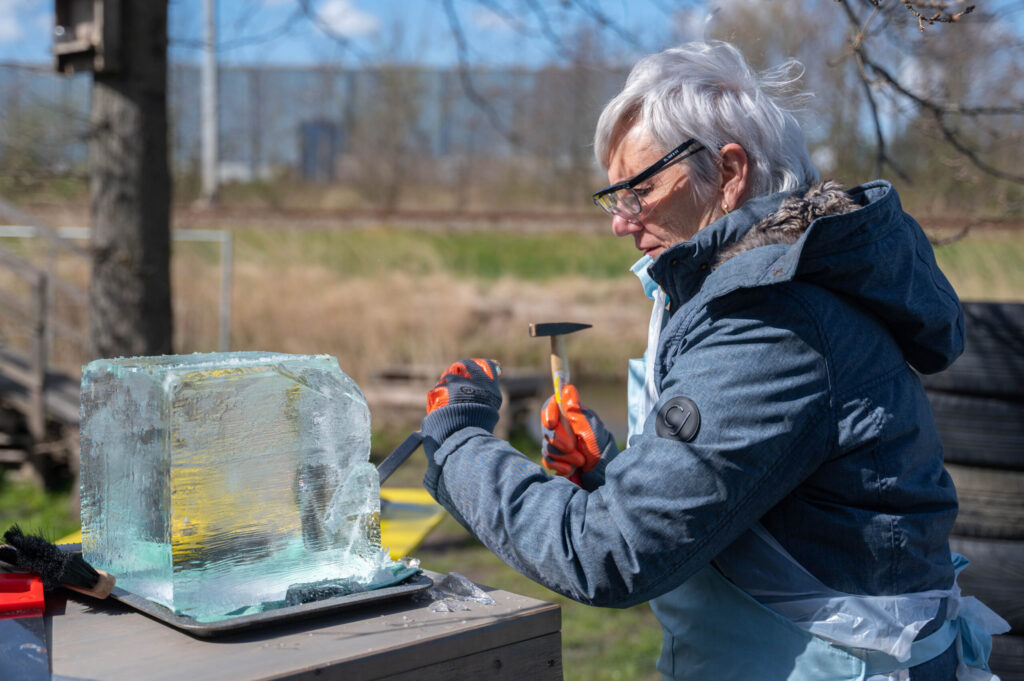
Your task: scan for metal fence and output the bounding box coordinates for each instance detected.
[0,62,626,184]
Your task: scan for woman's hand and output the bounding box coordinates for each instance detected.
[541,384,616,485]
[427,359,503,414]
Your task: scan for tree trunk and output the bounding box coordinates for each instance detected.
[88,1,172,359]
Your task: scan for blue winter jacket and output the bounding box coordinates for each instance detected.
[420,179,963,630]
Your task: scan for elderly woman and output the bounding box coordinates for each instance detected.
[420,41,1006,680]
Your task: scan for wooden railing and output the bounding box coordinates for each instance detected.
[0,197,90,484]
[0,245,51,441]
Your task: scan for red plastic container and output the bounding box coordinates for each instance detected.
[0,572,45,619]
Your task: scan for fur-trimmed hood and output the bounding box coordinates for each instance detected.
[648,180,965,374]
[713,180,859,269]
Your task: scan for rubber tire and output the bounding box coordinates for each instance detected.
[949,535,1024,631]
[918,302,1024,398]
[926,390,1024,470]
[947,464,1024,540]
[991,634,1024,681]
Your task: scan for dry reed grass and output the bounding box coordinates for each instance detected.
[219,263,649,384]
[3,228,1020,394]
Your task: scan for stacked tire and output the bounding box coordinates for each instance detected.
[921,301,1024,680]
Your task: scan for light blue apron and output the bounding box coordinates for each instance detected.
[627,255,665,441]
[649,562,954,681]
[626,258,1008,681]
[647,530,1006,681]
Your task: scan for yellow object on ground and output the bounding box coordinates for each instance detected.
[379,487,446,559]
[58,487,445,560]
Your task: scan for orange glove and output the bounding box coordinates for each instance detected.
[426,359,502,414]
[541,384,615,485]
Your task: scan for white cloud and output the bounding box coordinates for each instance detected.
[0,0,31,43]
[898,56,945,100]
[674,7,713,41]
[471,7,514,32]
[317,0,378,38]
[0,18,18,43]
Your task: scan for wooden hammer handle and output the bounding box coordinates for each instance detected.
[549,335,576,442]
[550,336,571,407]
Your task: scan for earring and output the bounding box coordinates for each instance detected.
[722,202,730,215]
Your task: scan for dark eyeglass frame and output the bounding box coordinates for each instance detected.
[592,138,705,217]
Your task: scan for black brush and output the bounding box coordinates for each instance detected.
[2,525,115,599]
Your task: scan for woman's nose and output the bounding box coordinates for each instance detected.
[611,212,640,237]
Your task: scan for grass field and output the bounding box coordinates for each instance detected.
[1,223,1021,680]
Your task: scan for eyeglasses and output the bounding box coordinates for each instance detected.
[592,138,705,219]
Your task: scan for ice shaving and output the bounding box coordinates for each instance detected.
[79,351,417,622]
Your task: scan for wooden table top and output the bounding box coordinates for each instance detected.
[47,570,562,681]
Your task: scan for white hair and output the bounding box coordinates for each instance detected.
[594,41,819,204]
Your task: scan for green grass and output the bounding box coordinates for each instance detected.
[932,231,1024,301]
[230,222,1024,293]
[0,476,79,541]
[235,228,640,281]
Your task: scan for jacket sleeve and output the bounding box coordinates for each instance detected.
[422,287,834,608]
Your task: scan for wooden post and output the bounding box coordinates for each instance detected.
[89,1,173,359]
[218,231,232,351]
[22,269,51,487]
[28,270,48,444]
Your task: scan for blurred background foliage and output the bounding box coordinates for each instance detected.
[1,1,1021,219]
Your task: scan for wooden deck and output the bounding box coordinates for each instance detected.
[0,347,81,487]
[0,347,80,426]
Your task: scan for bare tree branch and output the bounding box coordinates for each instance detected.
[836,0,1024,185]
[522,0,576,61]
[859,52,1024,183]
[295,0,371,61]
[464,0,575,61]
[442,0,521,146]
[837,0,909,181]
[170,5,306,51]
[899,0,975,30]
[563,0,644,50]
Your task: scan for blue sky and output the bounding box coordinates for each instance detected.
[0,0,703,67]
[6,1,1018,68]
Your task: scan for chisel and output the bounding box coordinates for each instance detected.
[376,430,424,485]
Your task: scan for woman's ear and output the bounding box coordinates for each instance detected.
[718,143,749,212]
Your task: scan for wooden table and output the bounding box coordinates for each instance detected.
[47,571,562,681]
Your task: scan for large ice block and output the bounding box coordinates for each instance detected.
[80,352,398,622]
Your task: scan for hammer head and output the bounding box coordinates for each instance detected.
[529,322,592,338]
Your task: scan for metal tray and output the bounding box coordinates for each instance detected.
[108,572,433,638]
[57,545,433,638]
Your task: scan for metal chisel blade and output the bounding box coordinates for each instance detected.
[376,431,424,485]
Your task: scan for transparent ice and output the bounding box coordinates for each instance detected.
[80,352,401,622]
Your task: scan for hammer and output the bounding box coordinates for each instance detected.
[529,322,592,423]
